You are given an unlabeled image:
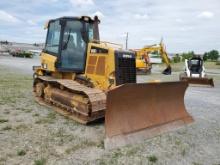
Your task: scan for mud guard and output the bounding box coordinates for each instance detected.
[105,81,193,149]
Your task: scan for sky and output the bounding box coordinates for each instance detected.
[0,0,219,53]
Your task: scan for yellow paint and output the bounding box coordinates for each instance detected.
[40,52,57,72]
[134,40,171,71]
[149,80,161,83]
[34,52,74,79]
[34,41,118,91]
[84,42,116,90]
[136,59,148,69]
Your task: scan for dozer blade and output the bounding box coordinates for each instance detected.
[180,76,214,87]
[105,81,193,149]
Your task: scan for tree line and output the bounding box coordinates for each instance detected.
[0,40,9,45]
[0,41,41,47]
[172,50,219,63]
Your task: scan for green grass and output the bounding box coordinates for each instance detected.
[111,149,123,159]
[46,111,56,120]
[35,112,56,124]
[55,127,65,137]
[125,146,139,157]
[170,62,185,72]
[204,61,220,69]
[35,117,55,124]
[97,140,104,149]
[65,139,97,154]
[2,125,12,131]
[35,118,54,124]
[0,157,7,163]
[0,119,8,123]
[192,162,202,165]
[147,155,158,163]
[34,158,47,165]
[175,139,182,145]
[181,148,186,156]
[24,109,32,113]
[17,149,26,156]
[95,159,107,165]
[14,124,29,131]
[32,113,40,117]
[3,111,10,114]
[0,66,32,107]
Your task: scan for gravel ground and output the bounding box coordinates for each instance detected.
[0,55,220,165]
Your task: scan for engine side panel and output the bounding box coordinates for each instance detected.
[84,43,116,90]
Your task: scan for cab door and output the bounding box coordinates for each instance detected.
[59,20,87,72]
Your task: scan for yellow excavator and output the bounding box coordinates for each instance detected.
[33,16,193,148]
[133,48,152,74]
[135,41,172,75]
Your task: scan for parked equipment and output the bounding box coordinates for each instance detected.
[134,48,152,74]
[134,41,172,75]
[33,16,193,148]
[179,56,214,87]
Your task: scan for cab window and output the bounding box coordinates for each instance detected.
[60,20,87,70]
[45,20,61,55]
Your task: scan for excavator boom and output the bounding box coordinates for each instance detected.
[135,40,172,75]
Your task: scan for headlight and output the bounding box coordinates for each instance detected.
[42,63,47,69]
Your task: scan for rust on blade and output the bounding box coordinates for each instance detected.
[105,81,193,139]
[180,76,214,87]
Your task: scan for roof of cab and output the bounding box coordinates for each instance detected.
[44,16,100,29]
[49,16,97,22]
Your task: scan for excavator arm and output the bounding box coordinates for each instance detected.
[138,41,171,75]
[159,41,172,75]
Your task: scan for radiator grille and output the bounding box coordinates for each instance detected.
[115,51,136,85]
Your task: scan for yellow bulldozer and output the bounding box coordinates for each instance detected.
[134,41,172,75]
[33,16,193,148]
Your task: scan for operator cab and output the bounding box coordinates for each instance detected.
[43,16,100,73]
[187,56,203,74]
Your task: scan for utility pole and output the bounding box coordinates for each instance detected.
[125,32,128,50]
